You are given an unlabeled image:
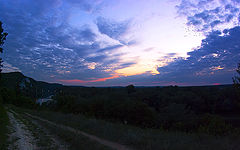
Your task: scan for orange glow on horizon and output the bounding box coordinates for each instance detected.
[115,64,160,76]
[59,74,119,84]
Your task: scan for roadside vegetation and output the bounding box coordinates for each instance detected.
[12,106,240,150]
[0,105,9,149]
[47,84,239,135]
[2,78,240,149]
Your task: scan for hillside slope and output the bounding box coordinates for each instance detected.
[1,72,62,98]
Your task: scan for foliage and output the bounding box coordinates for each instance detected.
[0,86,35,109]
[198,114,232,136]
[20,107,240,150]
[0,105,9,149]
[1,71,239,134]
[0,22,8,53]
[53,93,157,128]
[126,84,136,94]
[0,21,8,76]
[48,84,240,132]
[233,63,240,88]
[0,87,16,104]
[233,63,240,108]
[1,72,62,99]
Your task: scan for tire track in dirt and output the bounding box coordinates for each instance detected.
[25,113,132,150]
[7,111,37,150]
[8,109,69,150]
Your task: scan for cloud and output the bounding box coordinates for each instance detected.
[177,0,240,32]
[1,0,238,86]
[96,17,130,41]
[96,26,240,86]
[66,0,104,13]
[156,26,240,84]
[2,62,21,73]
[0,0,127,82]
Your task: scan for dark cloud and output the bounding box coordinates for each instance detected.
[0,0,124,82]
[78,26,240,86]
[96,17,130,41]
[156,26,240,85]
[99,25,240,86]
[1,0,238,86]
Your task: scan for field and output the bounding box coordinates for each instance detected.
[4,105,240,150]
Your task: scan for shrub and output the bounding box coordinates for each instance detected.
[198,114,232,136]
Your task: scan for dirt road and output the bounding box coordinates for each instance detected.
[6,108,130,150]
[25,113,131,150]
[7,110,37,150]
[7,109,68,150]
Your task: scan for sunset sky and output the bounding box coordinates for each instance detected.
[0,0,240,86]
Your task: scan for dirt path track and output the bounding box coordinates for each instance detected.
[7,111,37,150]
[25,113,131,150]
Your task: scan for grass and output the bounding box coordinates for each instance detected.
[12,105,240,150]
[9,106,112,150]
[38,121,113,150]
[0,105,9,150]
[8,109,57,150]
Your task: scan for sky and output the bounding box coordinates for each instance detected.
[0,0,240,86]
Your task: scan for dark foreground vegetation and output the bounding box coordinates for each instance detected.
[10,105,240,150]
[1,72,240,136]
[0,64,240,149]
[0,105,9,150]
[49,84,240,135]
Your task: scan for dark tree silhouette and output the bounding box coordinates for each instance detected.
[126,84,136,94]
[233,63,240,109]
[233,63,240,89]
[0,21,8,74]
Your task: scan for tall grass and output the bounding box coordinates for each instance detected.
[38,121,112,150]
[15,106,240,150]
[0,105,9,149]
[11,106,113,150]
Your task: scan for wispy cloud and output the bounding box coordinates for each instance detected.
[0,0,239,86]
[176,0,240,32]
[157,26,240,84]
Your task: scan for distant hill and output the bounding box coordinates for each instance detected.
[0,72,63,98]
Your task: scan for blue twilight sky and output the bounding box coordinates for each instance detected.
[0,0,240,86]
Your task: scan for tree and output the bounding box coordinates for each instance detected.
[233,63,240,109]
[233,63,240,89]
[126,84,136,94]
[0,21,8,89]
[0,21,8,74]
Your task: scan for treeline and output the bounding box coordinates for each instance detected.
[1,81,240,135]
[0,87,34,108]
[44,85,240,135]
[0,72,62,108]
[1,72,62,99]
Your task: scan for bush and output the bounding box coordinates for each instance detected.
[54,95,77,112]
[54,94,157,128]
[0,105,9,149]
[198,114,232,136]
[0,94,2,105]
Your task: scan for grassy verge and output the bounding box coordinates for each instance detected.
[9,106,112,150]
[13,106,240,150]
[37,120,112,150]
[0,105,9,149]
[8,109,57,150]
